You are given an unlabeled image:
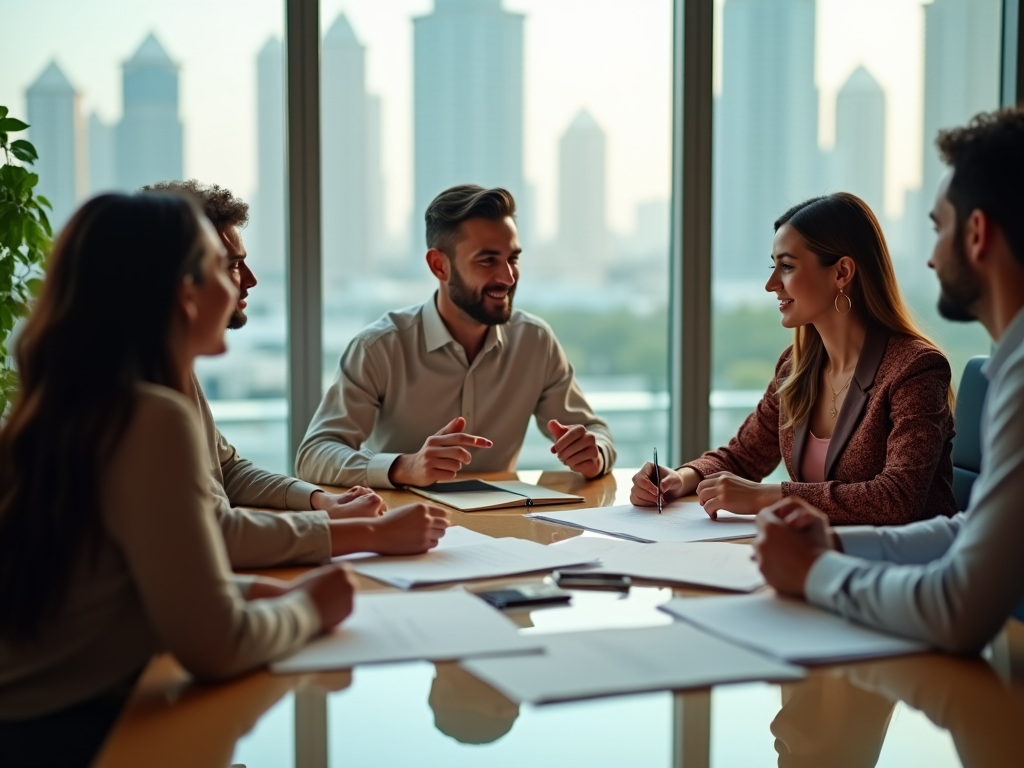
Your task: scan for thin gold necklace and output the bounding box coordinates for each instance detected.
[827,368,853,419]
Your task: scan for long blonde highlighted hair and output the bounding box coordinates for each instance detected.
[773,193,952,430]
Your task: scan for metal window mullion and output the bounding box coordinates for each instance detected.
[285,0,323,473]
[669,0,714,466]
[1003,0,1023,107]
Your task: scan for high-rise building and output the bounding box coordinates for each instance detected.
[413,0,526,248]
[88,113,116,195]
[322,13,369,280]
[116,33,183,192]
[921,0,1002,212]
[25,61,84,230]
[558,109,607,279]
[832,66,885,218]
[365,93,386,263]
[254,36,286,281]
[714,0,820,278]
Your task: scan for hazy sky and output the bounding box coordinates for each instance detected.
[1,0,941,238]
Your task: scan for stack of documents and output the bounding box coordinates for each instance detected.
[271,591,539,673]
[460,623,804,704]
[349,536,598,589]
[660,593,929,663]
[334,525,492,562]
[528,502,757,543]
[554,537,765,592]
[408,479,584,512]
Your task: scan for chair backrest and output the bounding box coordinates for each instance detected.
[951,356,989,512]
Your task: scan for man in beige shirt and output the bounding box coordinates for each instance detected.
[146,181,446,567]
[296,185,616,489]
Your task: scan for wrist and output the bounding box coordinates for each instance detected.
[761,484,783,509]
[328,519,378,556]
[310,490,328,510]
[388,455,412,486]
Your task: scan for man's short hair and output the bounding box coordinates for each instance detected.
[142,179,249,233]
[937,108,1024,266]
[425,185,516,258]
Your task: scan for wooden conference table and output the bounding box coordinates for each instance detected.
[94,469,1024,768]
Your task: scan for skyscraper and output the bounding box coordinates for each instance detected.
[88,113,116,195]
[25,61,84,230]
[365,93,386,262]
[920,0,1001,214]
[413,0,525,245]
[116,33,183,192]
[322,13,368,280]
[558,109,607,279]
[714,0,820,278]
[254,36,286,280]
[832,66,886,218]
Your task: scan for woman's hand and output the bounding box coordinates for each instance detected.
[629,463,690,506]
[297,564,356,631]
[695,472,782,518]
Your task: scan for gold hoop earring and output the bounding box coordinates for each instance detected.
[835,289,852,314]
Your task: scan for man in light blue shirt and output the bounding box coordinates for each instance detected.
[753,108,1024,654]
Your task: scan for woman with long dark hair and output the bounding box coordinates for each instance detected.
[0,193,354,767]
[632,192,956,525]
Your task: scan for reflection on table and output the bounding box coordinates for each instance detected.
[91,470,1024,768]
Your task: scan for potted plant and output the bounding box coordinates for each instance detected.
[0,105,52,415]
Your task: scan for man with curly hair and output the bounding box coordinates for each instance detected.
[142,180,449,568]
[751,108,1024,653]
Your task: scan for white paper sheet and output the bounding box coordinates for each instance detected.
[461,623,804,704]
[333,525,493,562]
[528,502,757,543]
[554,537,765,592]
[350,537,598,589]
[271,591,539,673]
[660,593,929,664]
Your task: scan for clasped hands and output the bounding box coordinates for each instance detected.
[389,416,605,487]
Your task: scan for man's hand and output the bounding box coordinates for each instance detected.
[363,502,450,555]
[753,497,835,597]
[296,564,356,630]
[548,420,603,479]
[630,462,686,506]
[695,472,782,519]
[388,417,492,487]
[312,487,386,519]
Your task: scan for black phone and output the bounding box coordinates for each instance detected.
[553,570,633,590]
[473,583,572,609]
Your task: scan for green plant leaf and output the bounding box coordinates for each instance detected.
[0,118,29,132]
[0,106,8,120]
[10,140,38,164]
[36,194,52,210]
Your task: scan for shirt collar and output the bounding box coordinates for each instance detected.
[421,293,455,352]
[420,292,508,356]
[982,305,1024,381]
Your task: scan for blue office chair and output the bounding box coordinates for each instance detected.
[951,356,989,512]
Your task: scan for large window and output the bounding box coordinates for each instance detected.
[710,0,1002,460]
[316,0,673,471]
[0,0,290,470]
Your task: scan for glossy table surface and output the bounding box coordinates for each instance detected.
[93,470,1024,768]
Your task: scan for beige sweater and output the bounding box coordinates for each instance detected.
[0,384,321,719]
[190,374,332,567]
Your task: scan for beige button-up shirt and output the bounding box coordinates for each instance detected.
[296,296,616,488]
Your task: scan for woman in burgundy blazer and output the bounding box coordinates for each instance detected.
[632,194,956,525]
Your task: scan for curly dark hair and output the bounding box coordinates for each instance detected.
[936,108,1024,266]
[141,179,249,233]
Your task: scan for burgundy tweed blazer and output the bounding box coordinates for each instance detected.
[686,327,956,525]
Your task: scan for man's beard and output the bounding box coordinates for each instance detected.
[227,293,248,330]
[936,221,983,323]
[448,263,516,326]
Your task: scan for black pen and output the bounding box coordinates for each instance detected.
[653,447,663,513]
